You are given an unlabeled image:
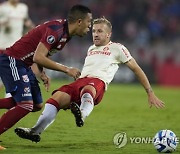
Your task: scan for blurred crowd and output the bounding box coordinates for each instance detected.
[20,0,180,41]
[0,0,180,83]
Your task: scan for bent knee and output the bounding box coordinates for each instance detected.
[18,101,34,112]
[51,91,71,109]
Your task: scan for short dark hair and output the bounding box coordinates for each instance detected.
[68,5,91,24]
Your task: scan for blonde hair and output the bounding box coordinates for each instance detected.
[93,16,112,31]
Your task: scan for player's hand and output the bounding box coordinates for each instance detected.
[40,71,50,92]
[147,92,165,109]
[66,67,81,80]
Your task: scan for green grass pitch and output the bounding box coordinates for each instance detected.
[0,80,179,154]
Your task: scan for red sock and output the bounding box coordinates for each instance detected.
[0,102,33,135]
[0,97,16,109]
[46,98,60,111]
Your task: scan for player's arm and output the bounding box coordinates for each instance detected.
[125,58,165,108]
[31,63,50,92]
[33,42,81,80]
[24,18,35,31]
[23,4,35,32]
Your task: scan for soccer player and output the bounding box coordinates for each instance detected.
[0,0,34,98]
[15,17,164,143]
[0,0,34,49]
[0,4,92,144]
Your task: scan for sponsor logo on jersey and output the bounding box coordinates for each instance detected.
[22,93,32,97]
[88,50,111,56]
[24,87,30,93]
[20,52,34,61]
[59,38,67,42]
[22,87,32,97]
[22,75,29,82]
[103,47,109,51]
[47,35,55,44]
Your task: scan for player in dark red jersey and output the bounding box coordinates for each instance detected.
[0,4,92,138]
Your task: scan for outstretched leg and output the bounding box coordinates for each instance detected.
[0,102,33,135]
[15,91,71,142]
[15,98,59,142]
[0,97,16,109]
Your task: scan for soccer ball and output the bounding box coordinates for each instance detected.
[153,130,178,153]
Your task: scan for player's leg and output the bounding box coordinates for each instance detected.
[31,91,70,134]
[0,97,16,109]
[0,100,33,135]
[70,85,95,127]
[0,56,33,135]
[0,68,41,111]
[14,70,43,142]
[0,77,13,99]
[0,77,16,109]
[70,78,105,127]
[80,85,96,120]
[5,93,12,98]
[29,70,43,112]
[15,90,71,142]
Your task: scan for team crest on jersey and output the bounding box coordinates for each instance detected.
[47,35,55,44]
[103,47,109,51]
[24,87,30,93]
[22,75,29,83]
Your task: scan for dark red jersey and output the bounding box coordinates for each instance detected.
[5,19,71,66]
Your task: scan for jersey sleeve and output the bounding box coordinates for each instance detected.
[118,45,132,63]
[40,28,58,51]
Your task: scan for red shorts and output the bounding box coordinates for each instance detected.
[53,77,105,106]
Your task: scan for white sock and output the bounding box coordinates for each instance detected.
[80,93,94,121]
[32,103,58,135]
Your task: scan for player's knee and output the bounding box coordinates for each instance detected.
[81,86,96,98]
[51,91,71,109]
[18,102,33,112]
[32,103,43,112]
